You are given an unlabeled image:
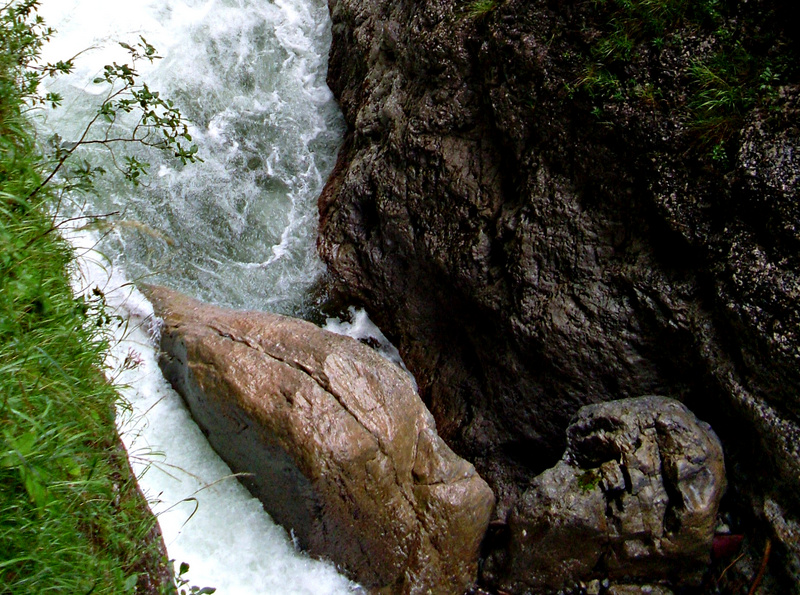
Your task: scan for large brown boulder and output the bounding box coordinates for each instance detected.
[144,285,495,595]
[485,396,726,592]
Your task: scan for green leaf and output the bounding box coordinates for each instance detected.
[12,431,38,456]
[21,465,50,508]
[60,456,84,478]
[0,556,38,569]
[123,574,139,592]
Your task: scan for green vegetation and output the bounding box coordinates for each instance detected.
[0,1,200,592]
[687,40,785,164]
[587,0,720,61]
[576,0,797,163]
[464,0,498,20]
[577,469,602,493]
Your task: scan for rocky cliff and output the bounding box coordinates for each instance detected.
[318,0,799,590]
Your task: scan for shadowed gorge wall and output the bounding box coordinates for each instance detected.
[318,0,800,588]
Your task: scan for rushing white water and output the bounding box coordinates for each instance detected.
[38,0,343,316]
[35,0,360,592]
[71,232,359,594]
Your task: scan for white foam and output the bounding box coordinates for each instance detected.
[69,230,360,594]
[37,0,344,316]
[324,308,418,390]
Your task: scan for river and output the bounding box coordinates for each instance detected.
[35,0,360,592]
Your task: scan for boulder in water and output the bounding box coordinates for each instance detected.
[144,285,495,595]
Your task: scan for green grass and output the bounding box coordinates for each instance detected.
[464,0,498,19]
[576,0,797,162]
[588,0,721,61]
[1,2,171,592]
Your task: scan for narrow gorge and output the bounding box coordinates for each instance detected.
[26,0,799,592]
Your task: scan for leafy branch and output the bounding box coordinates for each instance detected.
[29,36,201,202]
[1,3,204,591]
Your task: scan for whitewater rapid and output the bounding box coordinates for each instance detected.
[71,233,359,594]
[39,0,343,316]
[36,0,361,592]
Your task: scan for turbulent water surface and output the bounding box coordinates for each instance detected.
[40,0,344,315]
[37,0,358,592]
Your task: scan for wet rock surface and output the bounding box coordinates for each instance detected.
[485,396,726,592]
[144,285,495,595]
[319,0,800,588]
[606,586,674,595]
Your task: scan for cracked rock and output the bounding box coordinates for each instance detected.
[486,396,725,592]
[144,285,495,595]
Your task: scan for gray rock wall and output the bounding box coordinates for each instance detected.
[318,0,800,589]
[487,396,726,592]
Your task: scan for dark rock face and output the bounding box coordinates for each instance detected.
[485,396,726,592]
[607,587,674,595]
[145,286,495,595]
[319,0,800,588]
